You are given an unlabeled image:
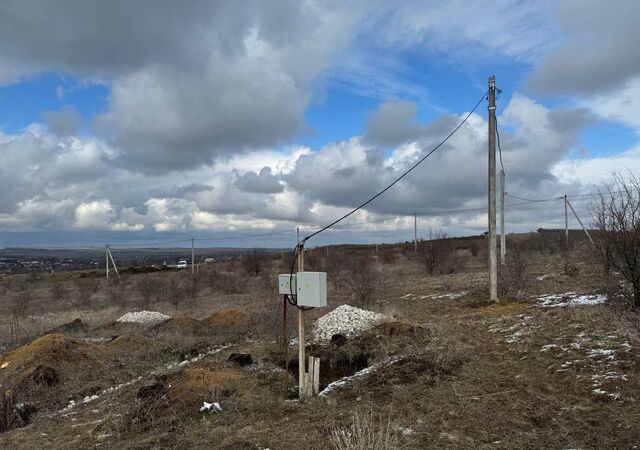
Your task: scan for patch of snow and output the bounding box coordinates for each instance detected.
[116,310,170,324]
[421,291,468,300]
[311,305,384,343]
[319,356,401,396]
[537,293,606,308]
[588,349,616,360]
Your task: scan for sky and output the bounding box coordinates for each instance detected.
[1,0,640,249]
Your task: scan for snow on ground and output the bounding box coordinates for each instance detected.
[311,305,384,343]
[420,291,468,300]
[537,293,607,308]
[116,311,170,324]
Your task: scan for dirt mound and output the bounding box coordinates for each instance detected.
[92,320,150,337]
[167,367,252,407]
[0,334,102,397]
[202,308,250,327]
[46,318,89,335]
[147,316,211,335]
[361,320,428,338]
[105,335,164,354]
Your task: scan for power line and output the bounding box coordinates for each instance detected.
[496,118,505,174]
[300,89,489,244]
[194,228,294,242]
[110,239,192,248]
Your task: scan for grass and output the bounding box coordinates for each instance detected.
[0,245,639,448]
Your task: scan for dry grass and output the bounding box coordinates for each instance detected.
[330,408,405,450]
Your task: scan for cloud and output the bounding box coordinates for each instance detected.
[0,1,360,173]
[364,99,421,146]
[236,167,283,194]
[42,105,81,136]
[528,0,640,94]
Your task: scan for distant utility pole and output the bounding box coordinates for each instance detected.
[297,227,300,245]
[105,244,109,279]
[566,199,594,245]
[414,213,418,254]
[488,75,498,302]
[564,194,569,247]
[191,238,195,274]
[500,170,506,265]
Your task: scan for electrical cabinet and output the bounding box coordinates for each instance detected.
[278,274,297,295]
[296,272,327,307]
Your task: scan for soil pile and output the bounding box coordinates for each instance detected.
[167,367,252,408]
[105,335,164,355]
[147,316,211,336]
[202,308,250,327]
[46,318,90,335]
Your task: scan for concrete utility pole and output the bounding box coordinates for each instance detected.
[566,199,594,245]
[488,75,498,302]
[297,244,306,399]
[105,244,110,280]
[500,170,506,265]
[564,194,569,247]
[296,227,300,245]
[414,213,418,254]
[191,238,195,275]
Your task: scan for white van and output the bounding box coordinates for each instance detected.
[177,260,188,269]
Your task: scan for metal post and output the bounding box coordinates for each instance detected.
[191,238,195,275]
[297,243,306,399]
[488,75,498,302]
[414,213,418,254]
[500,170,506,265]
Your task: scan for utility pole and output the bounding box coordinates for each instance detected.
[414,213,418,254]
[500,170,506,265]
[564,194,569,248]
[105,244,109,280]
[566,199,594,245]
[297,243,306,399]
[488,75,498,302]
[191,238,195,275]
[296,227,300,245]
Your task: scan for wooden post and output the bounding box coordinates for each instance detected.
[312,357,320,395]
[297,243,306,399]
[283,294,289,387]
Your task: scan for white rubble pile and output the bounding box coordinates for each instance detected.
[116,310,170,324]
[537,292,606,308]
[311,305,384,343]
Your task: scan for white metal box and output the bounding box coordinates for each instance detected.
[278,274,297,295]
[296,272,327,308]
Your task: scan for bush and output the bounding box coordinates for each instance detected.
[347,256,380,308]
[420,227,451,275]
[499,244,529,297]
[74,278,99,307]
[330,408,402,450]
[591,172,640,307]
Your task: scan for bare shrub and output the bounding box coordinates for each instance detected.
[74,278,99,307]
[135,276,164,308]
[106,277,129,307]
[209,268,247,294]
[49,280,67,302]
[499,244,529,297]
[242,249,266,275]
[379,248,397,264]
[591,172,640,307]
[347,256,380,308]
[421,227,451,275]
[330,408,403,450]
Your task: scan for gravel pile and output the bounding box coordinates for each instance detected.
[311,305,384,343]
[116,311,171,324]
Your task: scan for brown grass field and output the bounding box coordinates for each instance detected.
[0,235,639,449]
